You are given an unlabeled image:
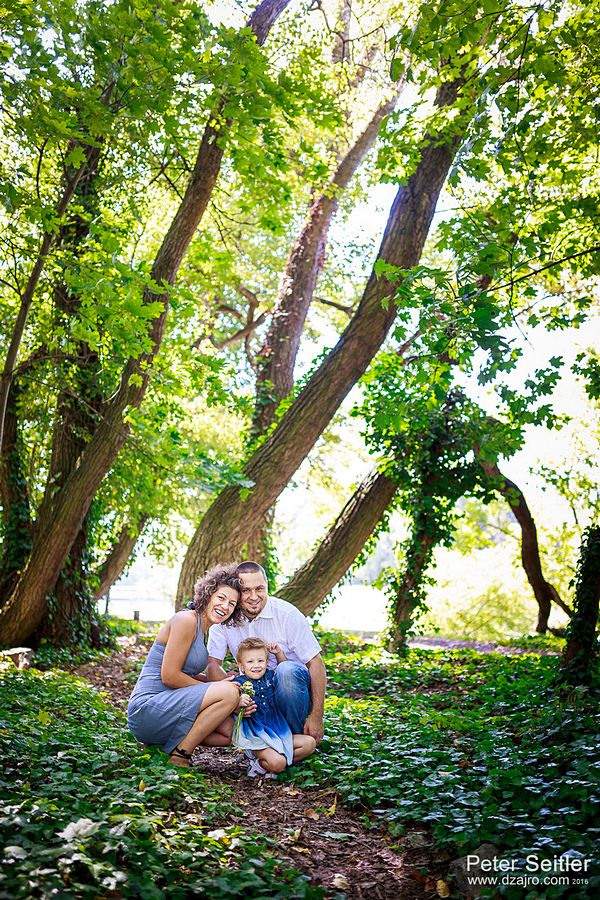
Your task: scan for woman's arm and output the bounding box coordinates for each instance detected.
[160,612,204,689]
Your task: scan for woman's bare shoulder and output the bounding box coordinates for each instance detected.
[157,609,196,642]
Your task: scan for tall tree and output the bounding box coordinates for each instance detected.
[177,72,471,601]
[0,0,296,644]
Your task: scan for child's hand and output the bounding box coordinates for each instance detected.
[267,642,286,663]
[237,694,256,716]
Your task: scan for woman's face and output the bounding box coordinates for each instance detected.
[239,649,268,680]
[205,584,239,625]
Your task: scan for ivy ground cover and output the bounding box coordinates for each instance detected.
[286,631,600,898]
[1,630,598,898]
[0,660,320,899]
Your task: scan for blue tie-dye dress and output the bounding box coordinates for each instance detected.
[232,669,293,764]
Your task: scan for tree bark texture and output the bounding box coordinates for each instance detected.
[177,79,468,603]
[252,91,401,437]
[92,516,149,602]
[0,381,32,601]
[278,469,398,614]
[0,0,291,646]
[559,526,600,683]
[476,454,569,631]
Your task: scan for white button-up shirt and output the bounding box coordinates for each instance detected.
[207,595,321,669]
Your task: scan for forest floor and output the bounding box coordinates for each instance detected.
[3,625,596,899]
[72,631,559,898]
[75,635,449,899]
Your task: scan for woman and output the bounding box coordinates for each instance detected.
[127,563,244,767]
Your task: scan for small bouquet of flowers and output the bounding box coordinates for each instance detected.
[232,680,255,744]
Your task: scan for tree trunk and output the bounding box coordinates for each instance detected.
[247,89,402,559]
[252,92,402,437]
[476,454,571,631]
[0,0,291,647]
[93,517,149,602]
[278,469,398,614]
[388,529,436,651]
[0,381,32,601]
[177,78,468,603]
[559,526,600,684]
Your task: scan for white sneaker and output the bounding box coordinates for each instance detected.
[246,757,275,779]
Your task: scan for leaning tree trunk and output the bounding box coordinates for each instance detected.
[252,90,402,438]
[476,453,571,631]
[0,0,291,647]
[279,469,398,614]
[247,81,402,563]
[177,77,470,604]
[559,526,600,685]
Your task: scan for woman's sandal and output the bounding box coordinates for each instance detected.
[168,746,193,766]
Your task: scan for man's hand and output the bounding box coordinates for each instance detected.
[303,710,324,745]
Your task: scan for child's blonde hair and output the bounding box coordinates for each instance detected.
[235,637,268,664]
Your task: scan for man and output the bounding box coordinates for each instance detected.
[206,561,326,744]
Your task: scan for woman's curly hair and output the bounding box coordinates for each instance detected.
[192,563,244,625]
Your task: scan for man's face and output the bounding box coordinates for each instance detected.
[239,571,268,620]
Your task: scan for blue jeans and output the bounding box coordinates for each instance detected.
[273,661,310,734]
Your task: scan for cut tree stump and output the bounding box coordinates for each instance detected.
[0,647,33,669]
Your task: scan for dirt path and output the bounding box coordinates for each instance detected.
[409,636,559,655]
[76,637,450,899]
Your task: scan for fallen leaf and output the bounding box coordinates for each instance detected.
[436,879,451,898]
[325,793,338,816]
[305,808,320,821]
[322,831,353,841]
[332,873,349,890]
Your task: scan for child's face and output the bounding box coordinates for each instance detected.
[239,649,268,679]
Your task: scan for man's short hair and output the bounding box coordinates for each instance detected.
[236,560,267,581]
[235,636,268,663]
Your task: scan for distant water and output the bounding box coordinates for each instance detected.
[99,583,387,633]
[99,586,174,624]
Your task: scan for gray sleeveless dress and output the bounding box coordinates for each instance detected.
[127,614,210,754]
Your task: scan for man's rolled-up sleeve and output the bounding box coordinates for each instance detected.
[288,608,322,664]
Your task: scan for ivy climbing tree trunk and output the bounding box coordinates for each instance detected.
[388,527,437,651]
[0,0,291,647]
[278,469,398,614]
[177,77,470,604]
[559,526,600,684]
[0,381,32,602]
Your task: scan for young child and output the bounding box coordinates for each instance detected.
[233,637,316,778]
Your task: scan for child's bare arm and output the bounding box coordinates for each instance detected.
[267,642,286,663]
